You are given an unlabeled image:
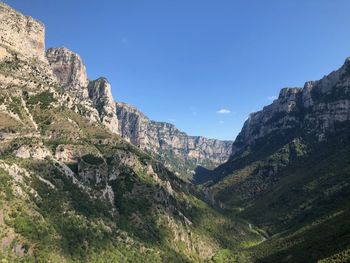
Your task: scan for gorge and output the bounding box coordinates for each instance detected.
[0,2,350,263]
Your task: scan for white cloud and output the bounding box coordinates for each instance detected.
[217,108,231,114]
[267,96,277,101]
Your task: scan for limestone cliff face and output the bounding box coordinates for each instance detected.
[116,102,232,165]
[88,78,119,134]
[45,47,230,163]
[46,48,89,99]
[0,2,45,60]
[232,58,350,156]
[46,47,119,134]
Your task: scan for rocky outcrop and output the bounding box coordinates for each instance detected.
[46,47,119,134]
[0,4,55,89]
[88,78,119,134]
[0,2,45,60]
[116,102,232,165]
[232,58,350,156]
[46,48,89,99]
[14,144,51,160]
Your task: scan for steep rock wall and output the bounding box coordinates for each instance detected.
[0,3,45,60]
[116,102,232,165]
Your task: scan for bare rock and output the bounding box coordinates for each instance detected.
[14,145,51,160]
[116,102,232,165]
[88,78,119,134]
[232,57,350,156]
[46,47,89,99]
[0,3,45,60]
[46,48,119,134]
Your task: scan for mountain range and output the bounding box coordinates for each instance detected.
[0,3,349,263]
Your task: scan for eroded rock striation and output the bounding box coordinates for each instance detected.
[232,58,350,156]
[46,47,119,134]
[46,48,89,99]
[0,2,45,60]
[88,78,119,134]
[116,102,232,165]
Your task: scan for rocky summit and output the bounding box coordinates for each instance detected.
[1,2,350,263]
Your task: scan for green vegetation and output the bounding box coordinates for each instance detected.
[8,97,22,117]
[208,122,350,262]
[2,93,349,262]
[0,131,264,263]
[210,249,251,263]
[0,55,20,73]
[1,40,350,262]
[81,154,104,165]
[0,117,262,263]
[319,249,350,263]
[0,169,13,203]
[157,148,217,182]
[27,91,55,109]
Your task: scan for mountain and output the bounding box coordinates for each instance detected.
[0,3,262,262]
[46,47,120,135]
[45,46,232,181]
[1,2,350,263]
[45,45,232,182]
[199,55,350,261]
[116,102,232,181]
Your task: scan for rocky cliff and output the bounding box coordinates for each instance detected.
[45,48,232,171]
[46,48,89,99]
[88,77,119,134]
[2,3,350,262]
[116,102,232,167]
[0,4,262,262]
[46,47,119,135]
[203,57,350,262]
[231,58,350,157]
[206,57,350,193]
[0,2,45,60]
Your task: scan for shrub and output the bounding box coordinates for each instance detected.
[81,154,104,165]
[27,91,55,109]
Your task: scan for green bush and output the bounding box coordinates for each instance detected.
[27,91,55,109]
[0,169,13,201]
[81,154,104,165]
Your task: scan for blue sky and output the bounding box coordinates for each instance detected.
[7,0,350,140]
